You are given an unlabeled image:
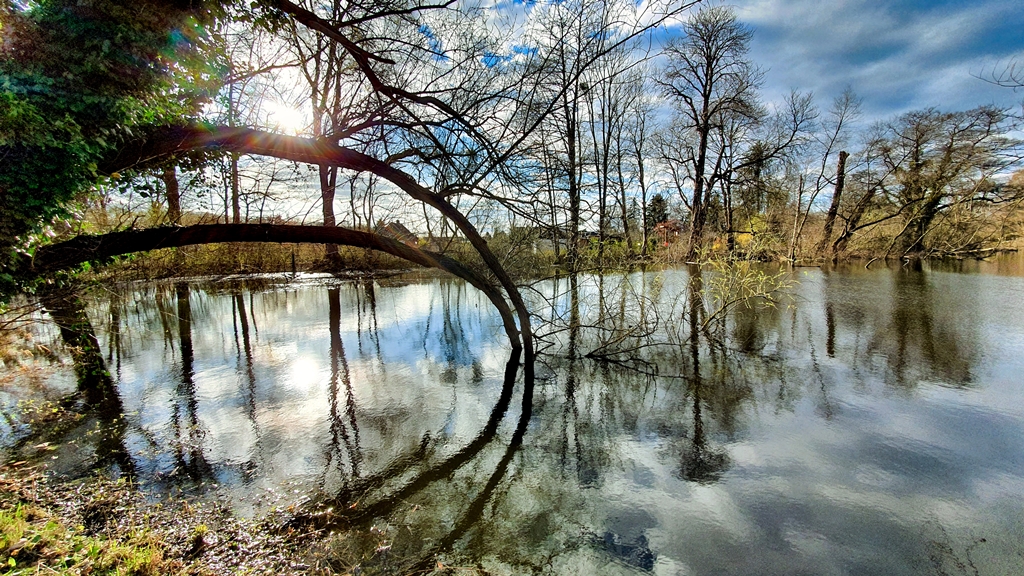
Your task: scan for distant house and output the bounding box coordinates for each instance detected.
[376,221,419,246]
[653,220,683,245]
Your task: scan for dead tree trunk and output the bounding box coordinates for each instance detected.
[815,150,848,258]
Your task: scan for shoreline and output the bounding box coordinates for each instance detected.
[0,465,316,574]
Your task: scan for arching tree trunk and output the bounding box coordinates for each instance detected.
[21,223,523,352]
[101,124,534,361]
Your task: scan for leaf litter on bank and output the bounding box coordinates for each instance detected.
[0,465,319,574]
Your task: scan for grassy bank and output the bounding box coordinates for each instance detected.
[43,199,1024,287]
[0,463,495,575]
[0,467,314,575]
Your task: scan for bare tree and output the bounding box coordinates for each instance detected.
[286,0,372,265]
[984,59,1024,90]
[790,88,861,260]
[583,38,640,261]
[624,69,657,257]
[828,106,1021,258]
[658,5,763,260]
[12,0,701,366]
[456,0,695,271]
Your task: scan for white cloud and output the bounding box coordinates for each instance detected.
[733,0,1024,120]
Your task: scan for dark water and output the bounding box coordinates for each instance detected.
[6,258,1024,574]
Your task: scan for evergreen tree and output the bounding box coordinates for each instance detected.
[645,193,669,234]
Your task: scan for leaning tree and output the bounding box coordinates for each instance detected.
[2,0,695,362]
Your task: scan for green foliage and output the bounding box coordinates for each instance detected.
[578,237,639,268]
[645,194,669,232]
[0,502,165,575]
[487,227,556,279]
[0,0,228,273]
[700,254,791,329]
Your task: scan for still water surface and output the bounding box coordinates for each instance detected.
[11,259,1024,574]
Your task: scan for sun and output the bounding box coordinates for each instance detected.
[265,101,308,135]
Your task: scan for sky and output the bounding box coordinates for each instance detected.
[730,0,1024,122]
[196,0,1024,226]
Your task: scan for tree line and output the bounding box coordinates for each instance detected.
[2,1,1023,308]
[511,4,1024,266]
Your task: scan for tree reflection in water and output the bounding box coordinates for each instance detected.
[883,263,975,386]
[231,292,261,481]
[171,283,213,481]
[822,261,978,389]
[320,286,362,489]
[39,288,136,478]
[678,267,730,483]
[17,262,1021,574]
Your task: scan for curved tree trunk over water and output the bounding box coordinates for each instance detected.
[22,224,523,352]
[102,125,534,361]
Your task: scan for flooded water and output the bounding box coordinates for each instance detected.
[5,257,1024,575]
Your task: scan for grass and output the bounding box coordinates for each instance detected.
[0,494,168,575]
[0,466,485,576]
[0,468,313,575]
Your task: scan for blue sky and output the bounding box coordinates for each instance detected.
[730,0,1024,121]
